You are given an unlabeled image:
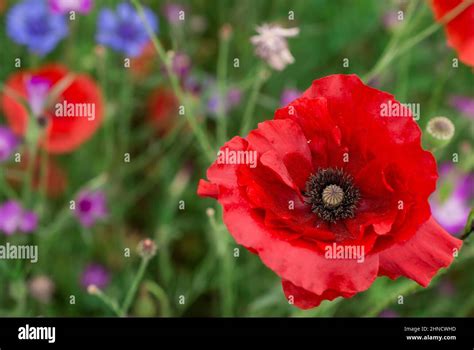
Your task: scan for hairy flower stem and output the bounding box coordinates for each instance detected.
[0,173,17,199]
[363,0,419,83]
[460,210,474,240]
[22,116,40,207]
[144,280,172,317]
[131,0,215,162]
[208,207,235,316]
[240,65,269,135]
[120,257,151,316]
[216,26,232,145]
[91,288,122,317]
[366,281,420,317]
[363,0,474,83]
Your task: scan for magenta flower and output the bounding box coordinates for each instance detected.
[280,88,301,106]
[74,190,107,228]
[0,126,19,162]
[449,95,474,120]
[49,0,93,14]
[430,163,473,235]
[171,52,191,79]
[0,201,38,235]
[26,76,52,118]
[81,263,110,289]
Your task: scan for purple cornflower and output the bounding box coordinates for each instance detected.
[0,201,38,235]
[430,163,473,235]
[0,126,19,162]
[449,95,474,120]
[96,2,158,57]
[163,3,185,25]
[74,190,107,228]
[280,88,301,106]
[6,0,68,55]
[48,0,93,14]
[81,263,110,289]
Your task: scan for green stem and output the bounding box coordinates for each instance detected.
[363,0,474,82]
[460,209,474,240]
[156,226,173,288]
[131,0,215,162]
[92,288,122,316]
[427,63,451,116]
[0,171,18,199]
[208,207,234,316]
[120,257,150,316]
[363,0,419,83]
[240,65,268,135]
[365,281,420,317]
[22,123,40,207]
[35,148,49,217]
[216,27,231,145]
[119,73,133,155]
[144,280,171,317]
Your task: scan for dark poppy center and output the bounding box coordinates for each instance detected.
[305,168,360,223]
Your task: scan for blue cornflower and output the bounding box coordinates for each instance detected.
[6,0,68,56]
[96,2,158,57]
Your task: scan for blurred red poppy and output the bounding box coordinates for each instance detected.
[146,87,179,135]
[1,64,104,154]
[431,0,474,67]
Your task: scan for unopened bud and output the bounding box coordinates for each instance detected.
[137,238,157,259]
[87,284,99,295]
[206,208,215,217]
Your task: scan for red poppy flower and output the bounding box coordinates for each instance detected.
[431,0,474,67]
[198,74,462,309]
[146,87,179,134]
[1,64,104,154]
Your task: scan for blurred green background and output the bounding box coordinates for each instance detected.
[0,0,473,317]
